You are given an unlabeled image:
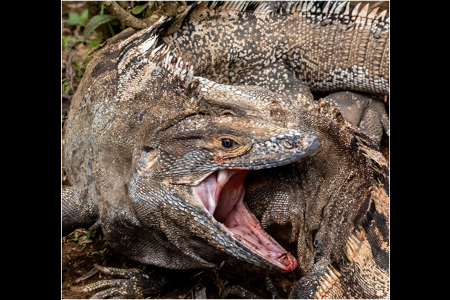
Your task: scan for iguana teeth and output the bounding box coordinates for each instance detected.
[306,1,314,12]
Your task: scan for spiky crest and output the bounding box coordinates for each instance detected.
[189,1,388,28]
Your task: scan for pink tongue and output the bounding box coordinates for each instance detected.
[193,170,299,272]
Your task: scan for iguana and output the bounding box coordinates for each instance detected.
[196,75,389,298]
[63,2,390,298]
[63,18,323,298]
[160,0,390,144]
[160,4,390,295]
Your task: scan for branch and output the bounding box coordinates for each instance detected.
[102,1,153,29]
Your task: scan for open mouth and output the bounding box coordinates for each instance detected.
[193,169,298,272]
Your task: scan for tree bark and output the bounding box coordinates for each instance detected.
[102,1,153,29]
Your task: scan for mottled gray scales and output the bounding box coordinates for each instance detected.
[162,1,389,97]
[63,1,389,299]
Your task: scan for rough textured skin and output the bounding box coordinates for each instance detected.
[63,17,324,298]
[63,2,390,299]
[323,91,389,145]
[163,1,389,97]
[244,108,389,298]
[162,7,390,296]
[161,1,389,141]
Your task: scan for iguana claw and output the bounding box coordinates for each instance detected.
[70,264,164,299]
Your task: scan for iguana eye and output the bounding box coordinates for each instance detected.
[221,138,235,148]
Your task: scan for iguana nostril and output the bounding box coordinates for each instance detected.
[305,139,321,156]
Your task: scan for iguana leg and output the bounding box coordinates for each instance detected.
[70,264,169,299]
[322,91,389,145]
[62,186,99,236]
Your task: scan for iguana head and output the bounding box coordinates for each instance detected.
[131,113,321,271]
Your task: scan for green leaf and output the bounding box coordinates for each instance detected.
[62,37,84,50]
[62,12,86,26]
[73,60,81,73]
[90,249,105,256]
[83,14,117,40]
[131,4,147,15]
[62,36,76,48]
[79,9,89,25]
[89,38,99,49]
[107,22,115,37]
[64,84,71,94]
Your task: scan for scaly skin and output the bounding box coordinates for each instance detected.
[63,19,324,298]
[162,1,389,98]
[182,74,389,298]
[63,2,390,297]
[161,1,390,144]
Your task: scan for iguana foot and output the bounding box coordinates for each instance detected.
[323,91,389,145]
[70,264,167,299]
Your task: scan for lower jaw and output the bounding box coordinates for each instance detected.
[194,169,298,272]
